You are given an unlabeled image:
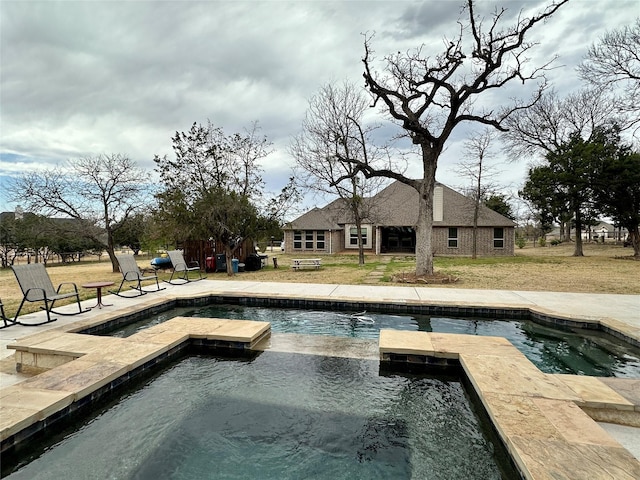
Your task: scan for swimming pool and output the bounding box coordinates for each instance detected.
[103,304,640,378]
[3,350,516,479]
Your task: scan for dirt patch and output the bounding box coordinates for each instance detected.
[391,272,459,285]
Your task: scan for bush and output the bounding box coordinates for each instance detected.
[538,237,546,247]
[515,236,527,249]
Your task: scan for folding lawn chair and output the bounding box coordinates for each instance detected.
[8,263,88,326]
[166,250,205,284]
[110,254,165,297]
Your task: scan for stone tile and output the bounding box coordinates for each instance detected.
[20,358,129,401]
[7,329,69,350]
[460,354,580,402]
[212,319,270,342]
[126,330,189,350]
[0,404,40,442]
[379,329,435,355]
[510,436,640,480]
[11,333,122,357]
[481,392,563,443]
[532,397,623,447]
[81,340,174,371]
[161,317,270,343]
[554,374,635,410]
[0,386,74,441]
[429,332,522,359]
[600,377,640,409]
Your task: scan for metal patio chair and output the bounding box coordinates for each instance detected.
[110,254,165,297]
[0,298,13,329]
[166,250,204,284]
[9,263,88,326]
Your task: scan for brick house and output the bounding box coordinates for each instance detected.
[282,181,515,256]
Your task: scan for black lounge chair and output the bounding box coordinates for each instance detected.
[111,254,165,297]
[166,250,204,284]
[8,263,88,326]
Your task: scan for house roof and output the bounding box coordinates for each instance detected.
[286,180,516,230]
[286,204,343,230]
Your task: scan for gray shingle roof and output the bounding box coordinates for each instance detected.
[287,205,342,230]
[287,180,515,230]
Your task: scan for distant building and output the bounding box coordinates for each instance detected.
[283,181,515,256]
[545,221,628,243]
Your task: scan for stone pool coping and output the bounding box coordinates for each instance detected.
[1,280,639,478]
[380,329,640,479]
[1,317,270,453]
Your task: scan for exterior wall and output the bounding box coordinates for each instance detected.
[283,226,514,256]
[432,227,515,256]
[283,229,343,255]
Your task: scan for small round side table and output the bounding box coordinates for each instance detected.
[82,281,115,309]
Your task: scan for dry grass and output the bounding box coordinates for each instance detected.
[1,243,638,319]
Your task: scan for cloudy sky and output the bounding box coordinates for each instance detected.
[1,0,637,214]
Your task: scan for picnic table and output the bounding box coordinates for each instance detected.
[291,258,322,270]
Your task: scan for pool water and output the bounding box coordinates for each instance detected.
[4,352,513,479]
[106,304,640,378]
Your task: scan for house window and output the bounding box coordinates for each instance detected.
[494,228,504,248]
[349,227,359,246]
[316,231,325,249]
[293,231,302,249]
[448,227,458,248]
[347,225,369,248]
[305,231,314,249]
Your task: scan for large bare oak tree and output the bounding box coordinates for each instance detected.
[343,0,568,275]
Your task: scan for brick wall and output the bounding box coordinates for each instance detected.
[432,227,514,256]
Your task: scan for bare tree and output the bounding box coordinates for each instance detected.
[289,80,389,265]
[502,87,624,254]
[456,129,502,259]
[343,0,568,276]
[578,18,640,134]
[503,88,621,159]
[8,154,151,272]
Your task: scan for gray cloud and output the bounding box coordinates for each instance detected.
[1,0,637,212]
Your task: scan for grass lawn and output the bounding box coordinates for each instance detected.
[1,242,638,319]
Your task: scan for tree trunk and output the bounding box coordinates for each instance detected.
[225,245,235,276]
[573,208,584,257]
[415,148,437,276]
[354,212,365,266]
[106,230,119,273]
[472,200,479,260]
[627,225,640,258]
